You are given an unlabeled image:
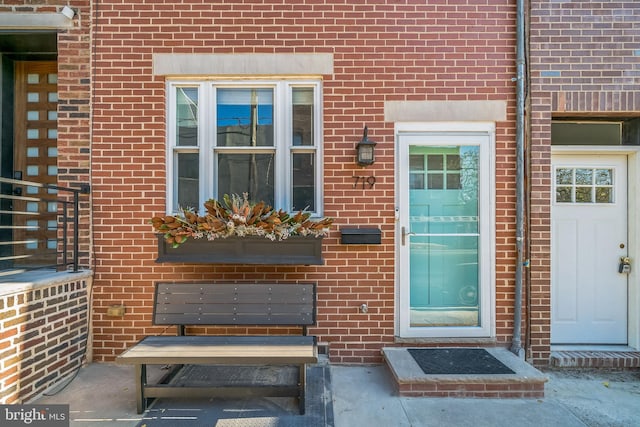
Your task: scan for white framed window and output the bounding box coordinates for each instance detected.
[166,79,323,215]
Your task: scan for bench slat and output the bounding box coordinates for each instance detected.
[156,313,314,325]
[153,283,316,326]
[157,302,314,315]
[157,284,313,298]
[157,296,312,306]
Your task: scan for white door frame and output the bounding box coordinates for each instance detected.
[395,122,496,338]
[551,145,640,349]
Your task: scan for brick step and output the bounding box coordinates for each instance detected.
[382,347,547,398]
[550,350,640,369]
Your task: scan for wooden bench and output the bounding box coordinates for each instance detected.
[116,283,317,414]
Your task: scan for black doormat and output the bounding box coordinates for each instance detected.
[408,348,515,375]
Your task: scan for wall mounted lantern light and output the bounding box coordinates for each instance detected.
[356,126,376,166]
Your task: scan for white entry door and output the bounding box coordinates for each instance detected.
[551,154,628,344]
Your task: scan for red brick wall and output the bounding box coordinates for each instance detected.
[56,1,93,268]
[90,0,518,363]
[0,276,91,404]
[528,1,640,365]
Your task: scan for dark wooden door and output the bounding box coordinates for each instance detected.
[13,61,58,266]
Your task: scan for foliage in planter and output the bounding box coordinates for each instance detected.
[151,193,333,248]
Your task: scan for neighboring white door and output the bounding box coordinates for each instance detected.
[551,154,628,344]
[397,123,494,338]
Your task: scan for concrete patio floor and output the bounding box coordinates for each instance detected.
[34,359,640,427]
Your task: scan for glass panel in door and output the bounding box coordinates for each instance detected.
[408,146,480,327]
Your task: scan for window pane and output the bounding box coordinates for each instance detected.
[556,168,573,185]
[176,88,198,146]
[292,88,314,146]
[410,155,424,171]
[409,145,481,329]
[410,174,424,189]
[176,153,199,210]
[427,174,443,189]
[575,169,592,185]
[427,154,443,171]
[575,187,592,203]
[409,235,479,327]
[595,169,612,185]
[217,88,274,147]
[217,153,274,205]
[47,239,57,250]
[292,153,315,211]
[446,173,461,189]
[410,146,479,235]
[596,187,612,203]
[447,154,461,170]
[556,186,572,202]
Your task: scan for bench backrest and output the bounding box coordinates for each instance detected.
[153,283,316,331]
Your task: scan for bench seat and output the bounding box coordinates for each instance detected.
[118,335,318,365]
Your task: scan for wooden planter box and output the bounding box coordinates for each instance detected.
[155,235,324,265]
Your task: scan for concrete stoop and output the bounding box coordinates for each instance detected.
[550,350,640,369]
[382,347,547,398]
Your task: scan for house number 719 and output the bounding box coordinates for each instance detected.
[352,175,376,189]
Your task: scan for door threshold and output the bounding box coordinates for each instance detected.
[550,345,640,369]
[552,345,637,352]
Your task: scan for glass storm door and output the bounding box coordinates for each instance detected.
[398,127,493,338]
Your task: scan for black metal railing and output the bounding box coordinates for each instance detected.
[0,177,89,275]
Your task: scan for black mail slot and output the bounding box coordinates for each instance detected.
[340,227,381,245]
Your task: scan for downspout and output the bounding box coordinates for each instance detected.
[510,0,527,357]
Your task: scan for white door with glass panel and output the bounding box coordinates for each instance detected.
[398,126,494,338]
[551,154,628,344]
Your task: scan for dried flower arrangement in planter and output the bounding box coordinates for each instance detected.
[151,193,333,248]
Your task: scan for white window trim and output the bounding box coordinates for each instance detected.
[165,79,324,216]
[395,121,496,338]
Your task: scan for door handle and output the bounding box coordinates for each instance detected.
[401,226,415,246]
